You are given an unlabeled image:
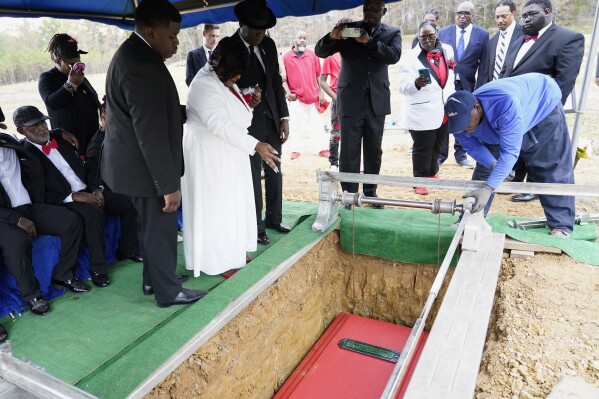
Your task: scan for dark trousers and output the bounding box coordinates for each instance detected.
[103,189,139,256]
[249,117,283,234]
[339,92,384,195]
[328,101,340,167]
[0,203,82,300]
[520,106,575,232]
[130,195,181,303]
[438,131,468,165]
[64,202,107,274]
[409,123,447,178]
[511,157,528,182]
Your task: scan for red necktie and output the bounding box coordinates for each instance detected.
[41,138,58,155]
[427,51,440,61]
[523,34,538,43]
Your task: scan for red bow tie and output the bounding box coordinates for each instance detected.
[427,51,440,60]
[523,34,538,43]
[41,138,58,155]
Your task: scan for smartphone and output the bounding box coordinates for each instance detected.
[418,68,432,84]
[71,62,85,74]
[342,27,362,38]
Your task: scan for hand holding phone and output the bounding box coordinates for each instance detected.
[342,27,362,38]
[70,62,85,75]
[418,68,432,84]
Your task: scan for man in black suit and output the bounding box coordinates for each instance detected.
[501,0,584,202]
[102,0,205,308]
[481,0,523,85]
[18,106,110,289]
[315,0,401,205]
[437,1,489,168]
[1,116,85,315]
[185,24,220,86]
[232,0,291,245]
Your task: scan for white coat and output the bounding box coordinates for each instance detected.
[397,43,456,131]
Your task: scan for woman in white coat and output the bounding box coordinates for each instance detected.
[398,21,455,195]
[182,37,280,278]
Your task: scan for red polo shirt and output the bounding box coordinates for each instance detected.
[321,53,341,94]
[283,47,321,104]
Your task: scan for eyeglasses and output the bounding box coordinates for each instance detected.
[363,5,383,12]
[456,11,472,16]
[419,34,437,42]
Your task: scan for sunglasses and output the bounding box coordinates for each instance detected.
[456,11,472,16]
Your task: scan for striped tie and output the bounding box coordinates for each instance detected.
[493,31,507,80]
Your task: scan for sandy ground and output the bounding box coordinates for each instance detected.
[280,127,599,398]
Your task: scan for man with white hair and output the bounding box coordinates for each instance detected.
[282,30,328,160]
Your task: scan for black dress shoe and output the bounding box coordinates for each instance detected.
[91,272,111,287]
[117,253,143,263]
[157,288,209,308]
[366,193,385,209]
[257,232,270,245]
[0,323,7,343]
[342,204,352,210]
[143,274,190,296]
[511,193,538,202]
[52,278,91,293]
[28,297,50,316]
[265,223,292,233]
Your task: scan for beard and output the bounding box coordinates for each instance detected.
[295,43,306,52]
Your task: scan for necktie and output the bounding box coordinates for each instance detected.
[456,29,466,61]
[524,34,538,43]
[493,30,507,80]
[427,51,440,61]
[208,50,212,60]
[42,138,58,155]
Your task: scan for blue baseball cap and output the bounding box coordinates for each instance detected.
[444,91,476,133]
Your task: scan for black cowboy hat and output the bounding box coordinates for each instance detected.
[234,0,276,29]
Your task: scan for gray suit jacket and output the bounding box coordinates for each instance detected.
[501,24,584,105]
[315,22,402,117]
[101,33,183,197]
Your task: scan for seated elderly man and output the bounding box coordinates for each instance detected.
[444,73,575,238]
[1,117,85,317]
[16,105,111,287]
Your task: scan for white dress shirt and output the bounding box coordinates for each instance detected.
[496,21,517,56]
[28,140,86,203]
[0,147,31,207]
[455,23,474,50]
[514,22,552,67]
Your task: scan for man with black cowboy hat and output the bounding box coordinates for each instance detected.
[18,105,112,288]
[1,105,85,318]
[232,0,291,245]
[39,33,101,154]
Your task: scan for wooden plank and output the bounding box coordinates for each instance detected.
[503,237,561,254]
[510,249,535,259]
[404,233,504,399]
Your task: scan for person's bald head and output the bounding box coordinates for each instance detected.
[456,1,475,29]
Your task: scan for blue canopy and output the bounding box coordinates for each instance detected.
[0,0,401,30]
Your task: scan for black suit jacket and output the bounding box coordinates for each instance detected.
[232,30,289,141]
[315,21,402,117]
[501,24,584,105]
[101,33,183,197]
[185,47,208,86]
[38,67,101,153]
[0,133,45,225]
[438,24,489,92]
[480,24,523,86]
[24,137,101,205]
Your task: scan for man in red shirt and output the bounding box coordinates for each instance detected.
[282,30,327,160]
[319,53,341,170]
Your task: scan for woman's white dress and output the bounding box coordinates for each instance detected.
[182,65,258,277]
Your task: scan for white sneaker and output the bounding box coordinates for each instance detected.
[330,165,339,172]
[549,228,570,238]
[177,235,184,243]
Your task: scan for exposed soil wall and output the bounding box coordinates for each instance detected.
[146,230,453,398]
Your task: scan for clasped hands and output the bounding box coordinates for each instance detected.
[72,188,104,208]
